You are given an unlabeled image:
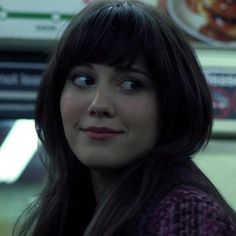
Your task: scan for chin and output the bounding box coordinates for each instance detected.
[78,155,133,171]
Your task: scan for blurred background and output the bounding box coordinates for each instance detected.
[0,0,236,235]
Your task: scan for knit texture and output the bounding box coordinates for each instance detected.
[135,186,236,236]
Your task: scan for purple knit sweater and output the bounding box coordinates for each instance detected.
[135,186,236,235]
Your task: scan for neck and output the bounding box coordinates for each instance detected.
[83,170,116,236]
[89,168,122,205]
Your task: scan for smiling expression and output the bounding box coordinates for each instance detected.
[60,59,159,169]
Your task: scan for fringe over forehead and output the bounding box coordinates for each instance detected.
[56,0,166,73]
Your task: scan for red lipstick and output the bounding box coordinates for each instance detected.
[81,127,123,140]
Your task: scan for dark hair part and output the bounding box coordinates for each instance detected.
[14,0,235,235]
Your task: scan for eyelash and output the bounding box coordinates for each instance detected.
[69,73,95,88]
[117,78,146,92]
[69,73,147,92]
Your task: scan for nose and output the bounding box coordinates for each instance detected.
[88,90,115,118]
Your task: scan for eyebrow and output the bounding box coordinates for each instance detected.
[116,67,151,79]
[74,63,93,69]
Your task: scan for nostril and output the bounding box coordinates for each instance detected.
[89,110,111,118]
[103,111,110,117]
[89,110,96,116]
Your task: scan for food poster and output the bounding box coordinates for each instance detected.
[0,0,235,46]
[158,0,236,48]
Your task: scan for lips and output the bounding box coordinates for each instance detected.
[80,126,124,140]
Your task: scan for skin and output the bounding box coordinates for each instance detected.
[60,58,159,202]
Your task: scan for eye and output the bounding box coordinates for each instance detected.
[118,78,145,91]
[70,74,95,88]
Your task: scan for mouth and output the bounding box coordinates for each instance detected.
[80,127,124,140]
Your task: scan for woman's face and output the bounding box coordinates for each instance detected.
[60,59,159,169]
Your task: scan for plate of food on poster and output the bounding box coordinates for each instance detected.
[166,0,236,46]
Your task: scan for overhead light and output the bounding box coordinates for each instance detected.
[0,119,38,183]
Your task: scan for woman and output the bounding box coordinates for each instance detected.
[16,0,236,235]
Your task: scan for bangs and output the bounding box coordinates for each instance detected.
[59,0,153,70]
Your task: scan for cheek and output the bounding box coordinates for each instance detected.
[121,95,158,129]
[60,95,74,128]
[60,89,86,124]
[119,95,159,153]
[60,93,76,142]
[60,94,76,121]
[60,90,87,148]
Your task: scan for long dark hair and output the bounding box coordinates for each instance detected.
[15,0,235,235]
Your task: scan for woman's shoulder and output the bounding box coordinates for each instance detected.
[134,185,236,236]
